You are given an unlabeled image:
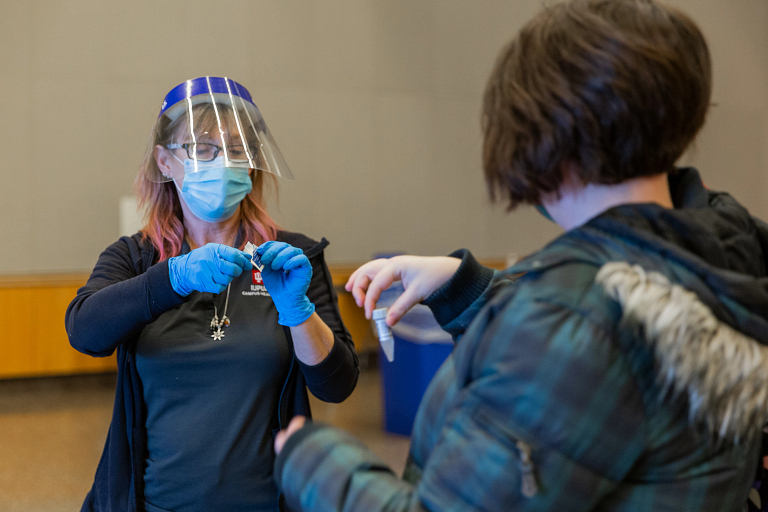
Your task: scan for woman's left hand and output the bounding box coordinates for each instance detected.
[256,241,315,326]
[274,415,307,455]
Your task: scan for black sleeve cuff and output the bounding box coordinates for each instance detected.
[298,337,359,403]
[274,421,327,491]
[422,249,495,326]
[145,259,187,317]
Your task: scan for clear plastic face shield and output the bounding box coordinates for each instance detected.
[149,76,293,182]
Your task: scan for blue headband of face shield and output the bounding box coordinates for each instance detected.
[158,76,255,119]
[149,76,295,182]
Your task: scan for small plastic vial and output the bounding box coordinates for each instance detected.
[373,308,395,362]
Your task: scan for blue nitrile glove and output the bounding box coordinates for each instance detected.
[256,241,315,326]
[168,243,252,296]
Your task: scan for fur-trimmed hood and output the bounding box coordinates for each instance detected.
[586,169,768,444]
[596,261,768,444]
[511,168,768,444]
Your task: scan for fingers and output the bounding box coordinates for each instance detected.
[240,251,254,270]
[257,241,291,268]
[215,258,245,279]
[255,241,276,255]
[345,259,389,306]
[210,282,229,294]
[345,267,362,292]
[364,266,398,319]
[210,265,235,286]
[283,254,309,271]
[350,274,371,307]
[386,286,422,326]
[203,267,230,292]
[256,240,284,258]
[271,246,303,270]
[216,245,252,270]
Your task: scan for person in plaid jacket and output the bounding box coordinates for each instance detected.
[273,1,768,510]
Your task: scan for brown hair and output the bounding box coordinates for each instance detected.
[482,0,712,209]
[135,103,279,262]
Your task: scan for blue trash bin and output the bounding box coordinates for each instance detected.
[376,283,454,436]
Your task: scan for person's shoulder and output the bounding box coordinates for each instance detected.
[277,230,329,258]
[499,245,619,335]
[101,232,144,255]
[101,232,154,273]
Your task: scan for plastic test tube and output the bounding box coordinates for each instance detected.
[373,308,395,362]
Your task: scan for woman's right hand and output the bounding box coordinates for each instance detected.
[345,256,461,326]
[168,243,253,296]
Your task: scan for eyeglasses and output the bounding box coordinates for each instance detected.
[166,142,258,163]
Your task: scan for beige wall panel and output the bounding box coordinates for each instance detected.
[430,0,541,100]
[30,0,109,80]
[0,4,34,273]
[30,78,112,272]
[366,94,438,257]
[0,76,34,271]
[308,0,376,92]
[0,0,765,274]
[0,3,31,71]
[105,1,316,89]
[294,92,376,259]
[370,1,434,95]
[669,0,768,108]
[424,98,492,256]
[680,107,768,219]
[260,88,325,235]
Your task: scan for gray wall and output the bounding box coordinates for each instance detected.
[0,0,766,273]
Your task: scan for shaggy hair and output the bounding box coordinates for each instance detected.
[483,0,712,209]
[597,262,768,445]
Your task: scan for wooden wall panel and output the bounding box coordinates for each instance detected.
[0,259,505,379]
[0,276,116,379]
[0,288,36,378]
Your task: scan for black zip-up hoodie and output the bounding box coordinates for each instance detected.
[66,231,359,512]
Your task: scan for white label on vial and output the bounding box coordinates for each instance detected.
[244,241,264,271]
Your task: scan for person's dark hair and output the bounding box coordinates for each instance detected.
[482,0,712,209]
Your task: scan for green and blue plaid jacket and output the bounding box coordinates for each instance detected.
[275,168,768,511]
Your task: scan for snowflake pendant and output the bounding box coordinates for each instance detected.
[212,328,225,341]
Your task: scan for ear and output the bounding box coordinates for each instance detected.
[155,145,173,176]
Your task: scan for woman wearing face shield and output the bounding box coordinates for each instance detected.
[65,76,359,512]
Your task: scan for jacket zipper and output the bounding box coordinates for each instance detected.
[516,440,539,498]
[475,407,540,499]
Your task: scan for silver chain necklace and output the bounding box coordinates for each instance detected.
[210,284,231,341]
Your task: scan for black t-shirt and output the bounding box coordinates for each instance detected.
[136,261,290,512]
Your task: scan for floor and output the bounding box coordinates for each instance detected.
[0,364,410,512]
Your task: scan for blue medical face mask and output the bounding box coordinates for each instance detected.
[173,157,253,222]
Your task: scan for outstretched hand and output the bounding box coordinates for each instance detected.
[345,256,461,326]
